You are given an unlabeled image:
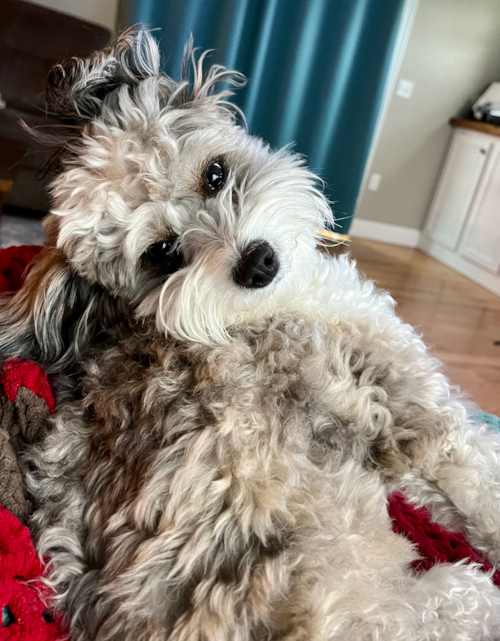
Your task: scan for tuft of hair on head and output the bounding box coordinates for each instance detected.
[45,26,246,122]
[178,35,247,123]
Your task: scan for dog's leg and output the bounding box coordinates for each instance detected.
[368,328,500,567]
[315,461,500,641]
[398,411,500,568]
[337,312,500,569]
[307,276,500,570]
[364,317,500,567]
[324,561,500,641]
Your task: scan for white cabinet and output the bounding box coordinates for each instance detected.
[425,130,489,251]
[459,146,500,273]
[421,125,500,296]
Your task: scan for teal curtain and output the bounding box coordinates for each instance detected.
[119,0,405,233]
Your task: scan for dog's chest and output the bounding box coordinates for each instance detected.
[83,321,339,510]
[73,315,411,620]
[82,316,393,537]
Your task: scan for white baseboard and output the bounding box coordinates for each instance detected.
[350,218,421,247]
[349,220,500,296]
[418,234,500,297]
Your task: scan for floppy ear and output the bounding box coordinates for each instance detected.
[45,26,163,121]
[0,218,123,372]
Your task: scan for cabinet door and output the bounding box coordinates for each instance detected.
[425,131,489,251]
[459,145,500,274]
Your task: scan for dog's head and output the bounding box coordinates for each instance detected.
[0,28,333,368]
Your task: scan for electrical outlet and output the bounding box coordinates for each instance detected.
[367,173,382,192]
[396,78,415,100]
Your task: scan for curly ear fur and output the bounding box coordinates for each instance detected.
[0,217,127,372]
[46,26,164,120]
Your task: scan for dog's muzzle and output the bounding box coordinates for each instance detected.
[233,241,279,289]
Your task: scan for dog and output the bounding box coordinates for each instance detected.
[1,27,500,641]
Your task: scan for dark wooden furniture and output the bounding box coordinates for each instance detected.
[0,0,110,216]
[449,118,500,138]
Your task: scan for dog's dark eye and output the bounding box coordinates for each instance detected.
[142,237,183,276]
[203,159,227,196]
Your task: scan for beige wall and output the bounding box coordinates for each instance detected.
[29,0,119,32]
[355,0,500,230]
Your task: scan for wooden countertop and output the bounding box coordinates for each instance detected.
[450,118,500,137]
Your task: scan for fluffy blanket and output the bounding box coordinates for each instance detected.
[0,244,498,640]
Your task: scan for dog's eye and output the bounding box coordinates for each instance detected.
[142,237,183,276]
[203,159,227,196]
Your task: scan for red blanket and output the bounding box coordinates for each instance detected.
[0,244,498,640]
[0,246,66,640]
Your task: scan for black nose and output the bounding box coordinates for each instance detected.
[233,241,279,289]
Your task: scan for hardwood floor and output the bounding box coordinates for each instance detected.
[332,239,500,415]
